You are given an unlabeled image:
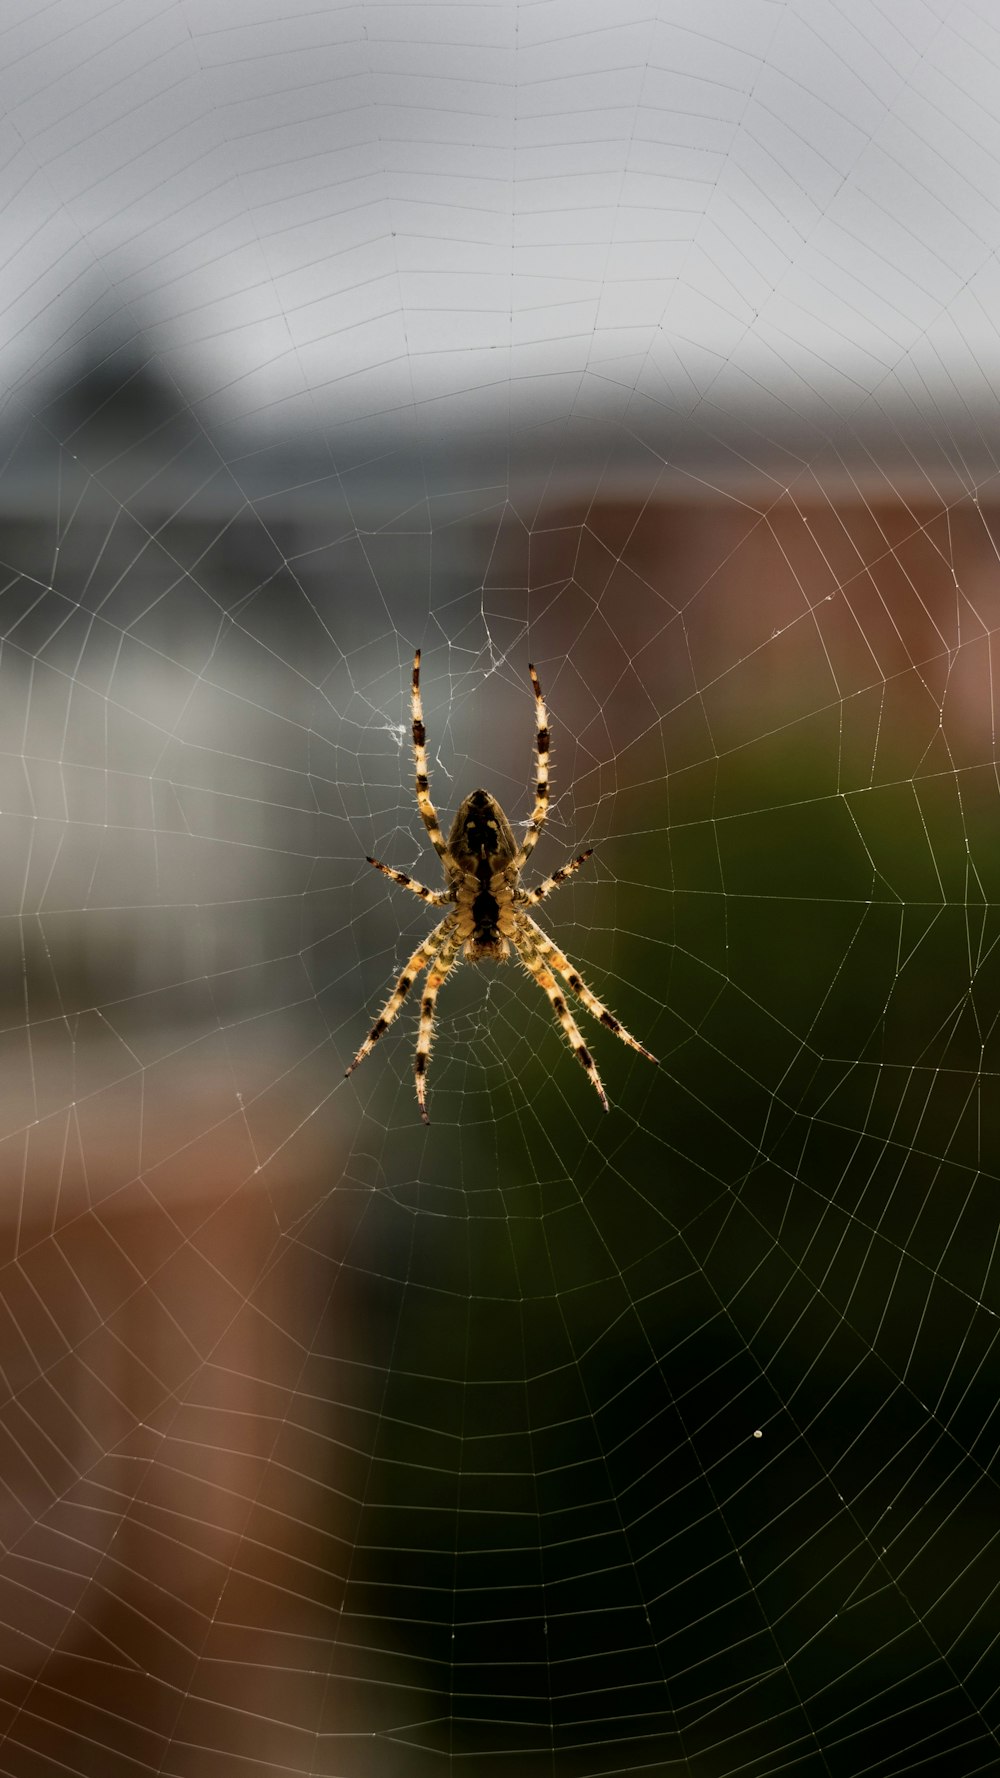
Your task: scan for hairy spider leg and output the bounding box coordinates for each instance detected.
[517,912,657,1062]
[366,855,453,905]
[414,924,463,1124]
[520,847,593,906]
[513,662,551,870]
[515,922,609,1112]
[411,649,449,861]
[345,913,456,1078]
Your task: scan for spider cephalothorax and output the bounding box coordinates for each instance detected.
[346,652,655,1123]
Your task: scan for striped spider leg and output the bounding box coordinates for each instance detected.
[514,910,656,1068]
[513,662,551,870]
[365,855,452,905]
[413,924,464,1124]
[521,847,593,905]
[411,648,449,861]
[345,912,457,1083]
[512,916,610,1110]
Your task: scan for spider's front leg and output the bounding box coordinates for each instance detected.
[345,913,456,1080]
[517,912,656,1063]
[514,921,610,1112]
[413,926,463,1124]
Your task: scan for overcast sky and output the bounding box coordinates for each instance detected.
[1,0,998,483]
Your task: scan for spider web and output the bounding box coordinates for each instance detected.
[2,2,1000,1774]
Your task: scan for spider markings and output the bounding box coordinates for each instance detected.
[346,650,656,1124]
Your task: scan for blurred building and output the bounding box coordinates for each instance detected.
[1,344,999,1771]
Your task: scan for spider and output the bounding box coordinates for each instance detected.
[345,651,656,1123]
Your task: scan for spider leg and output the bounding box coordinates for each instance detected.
[516,912,656,1062]
[514,920,609,1112]
[366,855,452,906]
[520,847,593,906]
[411,649,449,861]
[413,925,463,1125]
[513,662,551,871]
[345,913,456,1079]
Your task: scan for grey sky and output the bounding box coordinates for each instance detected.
[1,0,996,480]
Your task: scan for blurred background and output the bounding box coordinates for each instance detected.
[1,3,1000,1774]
